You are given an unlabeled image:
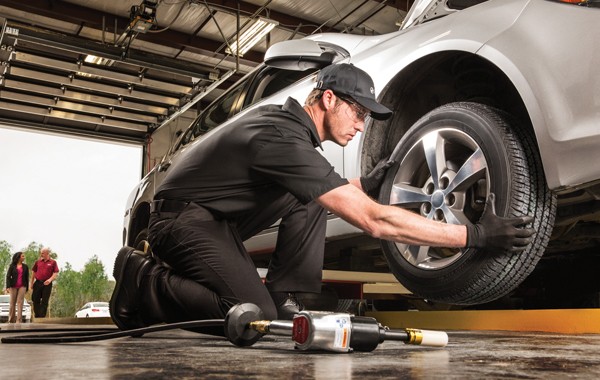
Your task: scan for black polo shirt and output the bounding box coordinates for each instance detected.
[155,97,349,218]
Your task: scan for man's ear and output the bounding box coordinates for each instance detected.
[320,89,336,112]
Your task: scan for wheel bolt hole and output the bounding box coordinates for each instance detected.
[425,183,435,195]
[446,193,456,206]
[421,203,432,215]
[434,209,444,221]
[439,177,449,190]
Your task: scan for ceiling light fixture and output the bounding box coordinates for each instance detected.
[84,55,111,65]
[226,17,279,57]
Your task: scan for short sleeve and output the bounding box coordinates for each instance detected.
[252,135,348,204]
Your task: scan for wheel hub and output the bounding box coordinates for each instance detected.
[387,127,490,270]
[431,190,445,209]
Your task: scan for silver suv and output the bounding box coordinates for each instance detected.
[124,0,600,305]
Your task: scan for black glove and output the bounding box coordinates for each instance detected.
[466,193,535,254]
[360,157,396,197]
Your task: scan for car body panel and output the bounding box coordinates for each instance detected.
[478,1,600,189]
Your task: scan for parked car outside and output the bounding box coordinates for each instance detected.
[123,0,600,306]
[75,302,111,318]
[0,294,32,323]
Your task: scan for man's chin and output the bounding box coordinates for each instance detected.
[337,137,352,146]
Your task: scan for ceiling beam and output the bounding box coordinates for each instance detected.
[0,0,264,64]
[203,0,326,35]
[9,21,216,82]
[371,0,415,12]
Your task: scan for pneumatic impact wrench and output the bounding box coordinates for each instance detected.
[224,303,448,352]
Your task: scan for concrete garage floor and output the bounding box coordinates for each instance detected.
[2,323,600,379]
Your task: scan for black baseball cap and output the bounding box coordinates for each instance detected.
[315,63,392,120]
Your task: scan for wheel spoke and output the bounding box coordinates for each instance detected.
[446,148,487,193]
[440,204,471,225]
[422,131,447,189]
[405,244,432,267]
[390,183,430,206]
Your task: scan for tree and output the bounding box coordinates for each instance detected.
[80,255,112,301]
[0,240,13,289]
[48,262,81,318]
[49,256,114,317]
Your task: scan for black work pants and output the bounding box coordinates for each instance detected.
[31,280,52,318]
[145,193,327,326]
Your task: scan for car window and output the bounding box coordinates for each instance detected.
[177,126,195,149]
[242,67,318,108]
[193,83,246,138]
[0,295,9,303]
[171,66,316,153]
[171,78,248,153]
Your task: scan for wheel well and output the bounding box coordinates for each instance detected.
[127,202,150,247]
[363,51,533,172]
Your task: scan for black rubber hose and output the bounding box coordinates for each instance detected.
[0,327,117,334]
[1,319,224,344]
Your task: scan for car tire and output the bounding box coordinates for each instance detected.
[378,102,556,305]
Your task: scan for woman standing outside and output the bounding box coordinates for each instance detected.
[5,251,29,323]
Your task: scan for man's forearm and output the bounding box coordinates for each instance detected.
[318,184,468,248]
[374,204,467,247]
[348,177,362,190]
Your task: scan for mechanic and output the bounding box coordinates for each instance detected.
[110,64,534,333]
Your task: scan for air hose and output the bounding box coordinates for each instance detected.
[0,320,223,344]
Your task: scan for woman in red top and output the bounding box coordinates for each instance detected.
[4,251,29,323]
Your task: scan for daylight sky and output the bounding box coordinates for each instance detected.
[0,125,143,277]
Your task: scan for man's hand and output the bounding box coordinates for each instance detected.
[466,193,535,253]
[360,157,395,197]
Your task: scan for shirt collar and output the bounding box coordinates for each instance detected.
[282,97,323,150]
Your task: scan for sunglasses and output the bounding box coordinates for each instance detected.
[336,94,371,122]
